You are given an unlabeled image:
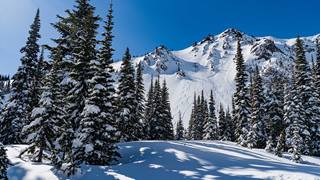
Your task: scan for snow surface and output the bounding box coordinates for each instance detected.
[112,29,320,127]
[6,141,320,180]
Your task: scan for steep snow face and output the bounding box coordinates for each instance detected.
[112,29,320,127]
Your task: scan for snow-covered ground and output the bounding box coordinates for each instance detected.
[6,141,320,180]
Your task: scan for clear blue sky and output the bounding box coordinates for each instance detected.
[0,0,319,75]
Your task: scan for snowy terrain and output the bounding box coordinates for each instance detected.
[6,141,320,180]
[111,28,320,127]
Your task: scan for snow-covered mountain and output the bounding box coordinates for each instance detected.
[112,28,320,127]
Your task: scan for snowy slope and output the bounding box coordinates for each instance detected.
[6,141,320,180]
[112,29,320,127]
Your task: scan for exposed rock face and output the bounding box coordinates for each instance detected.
[251,39,283,60]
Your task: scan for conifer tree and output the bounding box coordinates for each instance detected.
[161,80,174,140]
[148,78,165,140]
[134,62,145,140]
[230,97,236,142]
[315,39,320,95]
[224,107,233,141]
[218,104,226,140]
[264,68,285,151]
[310,40,320,156]
[275,131,286,157]
[22,55,65,163]
[175,111,185,140]
[99,1,115,74]
[97,0,117,138]
[0,9,41,144]
[193,95,204,140]
[233,40,250,146]
[144,77,154,139]
[188,94,197,140]
[291,37,314,155]
[291,125,303,163]
[60,0,100,174]
[203,90,218,140]
[73,9,119,164]
[0,143,8,180]
[117,48,139,141]
[247,66,266,148]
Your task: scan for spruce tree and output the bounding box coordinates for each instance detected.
[233,40,250,146]
[230,97,236,142]
[247,66,266,148]
[203,90,218,140]
[160,80,174,140]
[264,68,285,151]
[275,131,286,157]
[98,0,118,138]
[134,62,145,140]
[224,107,233,141]
[175,111,185,140]
[315,39,320,95]
[218,104,226,140]
[291,37,313,155]
[22,56,65,163]
[117,48,140,141]
[144,77,154,140]
[0,9,41,144]
[61,0,100,174]
[0,143,8,180]
[99,1,115,74]
[193,95,204,140]
[148,78,165,140]
[188,94,197,140]
[310,40,320,156]
[73,6,120,164]
[291,124,303,163]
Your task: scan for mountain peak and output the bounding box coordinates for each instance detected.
[219,28,244,39]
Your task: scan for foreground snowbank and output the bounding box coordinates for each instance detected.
[6,141,320,180]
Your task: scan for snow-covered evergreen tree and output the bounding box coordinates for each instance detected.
[275,130,286,157]
[310,40,320,156]
[144,77,154,140]
[193,95,204,140]
[224,107,233,141]
[175,111,184,140]
[291,124,303,163]
[134,62,145,140]
[218,104,226,140]
[0,9,41,144]
[160,80,174,140]
[233,40,250,146]
[230,97,236,142]
[291,37,314,155]
[263,67,285,151]
[21,56,65,163]
[117,48,140,141]
[148,78,165,140]
[188,94,197,140]
[0,143,8,180]
[203,90,218,140]
[73,4,120,164]
[60,0,100,174]
[315,39,320,96]
[247,66,266,148]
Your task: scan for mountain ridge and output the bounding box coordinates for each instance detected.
[112,28,320,127]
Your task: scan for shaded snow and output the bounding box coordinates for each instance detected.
[6,141,320,180]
